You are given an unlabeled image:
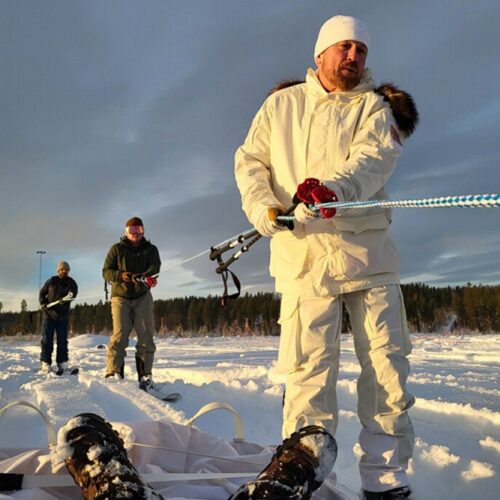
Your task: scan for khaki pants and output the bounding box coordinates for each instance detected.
[279,285,414,492]
[106,291,156,378]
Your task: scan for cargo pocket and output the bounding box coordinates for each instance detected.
[276,294,301,374]
[396,285,412,355]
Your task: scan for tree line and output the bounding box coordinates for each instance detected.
[1,283,499,337]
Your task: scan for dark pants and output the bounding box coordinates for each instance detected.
[40,318,69,365]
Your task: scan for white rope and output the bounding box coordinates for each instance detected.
[28,228,260,307]
[131,441,267,467]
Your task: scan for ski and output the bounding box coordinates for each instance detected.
[144,388,182,403]
[160,392,182,402]
[55,367,79,376]
[139,383,182,403]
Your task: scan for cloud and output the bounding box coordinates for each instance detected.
[1,0,499,311]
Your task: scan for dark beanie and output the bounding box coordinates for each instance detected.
[125,216,143,227]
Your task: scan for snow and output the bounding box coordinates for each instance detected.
[0,333,499,499]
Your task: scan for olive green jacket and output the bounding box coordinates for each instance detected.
[102,237,161,299]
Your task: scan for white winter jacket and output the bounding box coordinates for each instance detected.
[235,69,404,295]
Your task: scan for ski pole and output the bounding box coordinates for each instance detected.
[209,228,260,262]
[207,204,296,304]
[142,228,267,283]
[210,204,297,272]
[211,231,261,274]
[276,193,500,222]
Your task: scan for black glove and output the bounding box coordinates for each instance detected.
[41,305,57,320]
[132,273,146,284]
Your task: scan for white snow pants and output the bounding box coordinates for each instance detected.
[278,284,415,492]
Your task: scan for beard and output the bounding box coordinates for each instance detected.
[333,65,362,91]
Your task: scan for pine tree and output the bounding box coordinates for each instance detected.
[19,299,30,335]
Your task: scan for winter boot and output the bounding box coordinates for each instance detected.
[56,362,79,375]
[57,362,68,374]
[40,361,52,374]
[139,375,156,392]
[228,425,337,500]
[362,487,412,499]
[62,412,163,500]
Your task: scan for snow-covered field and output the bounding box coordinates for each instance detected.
[0,333,498,499]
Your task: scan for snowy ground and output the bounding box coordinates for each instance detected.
[0,333,498,499]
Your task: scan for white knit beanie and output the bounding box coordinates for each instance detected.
[314,15,370,59]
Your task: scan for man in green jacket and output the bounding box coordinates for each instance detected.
[102,217,161,389]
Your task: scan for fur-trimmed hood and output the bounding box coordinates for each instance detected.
[268,79,419,138]
[374,83,419,138]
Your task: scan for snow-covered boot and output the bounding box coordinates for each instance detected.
[362,487,412,499]
[56,362,79,375]
[62,412,163,499]
[139,375,156,392]
[40,361,52,374]
[57,362,68,373]
[229,425,337,500]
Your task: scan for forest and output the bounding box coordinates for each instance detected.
[1,283,499,337]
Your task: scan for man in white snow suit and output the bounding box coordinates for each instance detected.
[39,261,78,374]
[102,217,161,389]
[235,15,418,499]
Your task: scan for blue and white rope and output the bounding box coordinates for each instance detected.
[276,193,500,222]
[316,193,500,210]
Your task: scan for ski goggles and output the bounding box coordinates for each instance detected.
[125,225,144,235]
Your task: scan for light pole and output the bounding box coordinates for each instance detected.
[36,250,46,291]
[36,251,46,331]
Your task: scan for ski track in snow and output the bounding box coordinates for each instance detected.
[0,333,498,499]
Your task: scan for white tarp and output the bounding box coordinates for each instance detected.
[0,418,349,499]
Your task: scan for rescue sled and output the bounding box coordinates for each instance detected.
[0,400,356,499]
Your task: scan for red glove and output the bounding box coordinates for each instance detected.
[296,178,338,219]
[296,178,321,204]
[146,276,157,288]
[310,185,338,219]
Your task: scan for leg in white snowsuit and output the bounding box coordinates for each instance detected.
[279,284,414,492]
[279,294,342,437]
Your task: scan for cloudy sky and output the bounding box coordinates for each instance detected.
[1,0,499,312]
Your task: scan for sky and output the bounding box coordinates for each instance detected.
[1,0,499,312]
